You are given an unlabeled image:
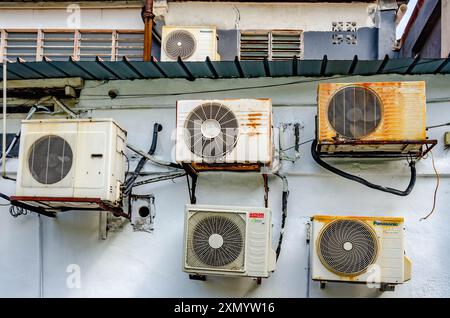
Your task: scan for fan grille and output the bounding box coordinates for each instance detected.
[327,86,382,139]
[164,29,197,60]
[186,212,246,271]
[318,219,378,276]
[184,102,239,160]
[28,135,73,185]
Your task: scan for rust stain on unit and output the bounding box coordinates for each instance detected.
[190,163,262,172]
[247,113,263,129]
[317,81,428,154]
[312,215,404,224]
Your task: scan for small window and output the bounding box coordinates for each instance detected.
[116,31,144,61]
[4,31,38,61]
[1,29,146,62]
[79,31,113,61]
[240,30,302,61]
[43,31,75,61]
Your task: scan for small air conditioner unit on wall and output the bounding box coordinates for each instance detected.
[183,204,276,280]
[317,81,431,156]
[13,119,127,211]
[161,26,220,62]
[311,215,412,291]
[176,99,272,170]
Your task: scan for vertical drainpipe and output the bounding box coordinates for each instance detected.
[143,0,155,61]
[2,60,6,176]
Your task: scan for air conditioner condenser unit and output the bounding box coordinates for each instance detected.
[311,215,412,292]
[183,204,276,282]
[316,81,436,157]
[12,118,127,213]
[161,26,220,62]
[176,99,273,171]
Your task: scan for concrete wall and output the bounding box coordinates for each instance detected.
[0,2,383,61]
[0,2,376,31]
[1,74,450,298]
[303,28,378,60]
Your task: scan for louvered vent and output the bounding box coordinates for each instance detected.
[28,135,73,185]
[240,32,269,60]
[164,30,197,60]
[327,86,383,139]
[184,102,239,159]
[271,31,302,60]
[186,212,246,270]
[318,219,378,276]
[240,31,302,60]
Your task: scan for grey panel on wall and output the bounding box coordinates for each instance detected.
[303,27,378,60]
[217,30,238,61]
[377,9,397,59]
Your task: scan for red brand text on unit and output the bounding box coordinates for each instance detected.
[249,213,265,219]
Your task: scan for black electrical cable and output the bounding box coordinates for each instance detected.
[274,173,288,261]
[311,140,416,197]
[294,123,300,153]
[124,123,163,194]
[0,192,33,217]
[427,122,450,130]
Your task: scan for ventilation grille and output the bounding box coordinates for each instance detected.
[164,30,197,60]
[318,219,378,276]
[240,30,303,60]
[184,102,239,160]
[28,135,73,185]
[186,212,246,271]
[327,86,382,139]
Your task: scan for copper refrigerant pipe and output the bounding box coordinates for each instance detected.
[143,0,155,61]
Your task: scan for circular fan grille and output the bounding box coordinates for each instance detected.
[164,30,197,60]
[327,86,383,139]
[318,219,378,276]
[187,212,246,270]
[28,135,73,185]
[184,102,239,159]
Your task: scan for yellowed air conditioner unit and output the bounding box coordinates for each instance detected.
[317,81,432,156]
[311,215,412,292]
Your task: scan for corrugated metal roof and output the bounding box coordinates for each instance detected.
[1,56,449,81]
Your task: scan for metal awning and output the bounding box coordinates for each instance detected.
[1,56,450,81]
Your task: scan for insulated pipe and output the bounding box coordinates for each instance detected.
[0,105,51,166]
[51,96,78,118]
[142,0,155,61]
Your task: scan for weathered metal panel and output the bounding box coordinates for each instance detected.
[318,81,427,145]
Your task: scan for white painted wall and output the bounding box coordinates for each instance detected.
[1,74,450,297]
[0,2,376,31]
[165,2,377,31]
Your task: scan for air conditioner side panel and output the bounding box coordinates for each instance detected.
[189,28,217,62]
[73,123,107,197]
[226,99,272,164]
[318,81,426,143]
[245,208,273,278]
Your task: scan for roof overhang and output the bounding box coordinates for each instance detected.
[1,56,449,82]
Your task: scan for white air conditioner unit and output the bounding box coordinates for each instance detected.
[176,99,272,168]
[161,26,220,61]
[183,204,276,280]
[14,118,127,210]
[311,215,412,292]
